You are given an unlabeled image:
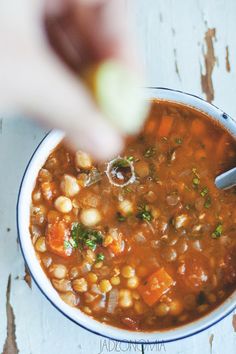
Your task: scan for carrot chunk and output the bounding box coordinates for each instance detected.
[108,235,124,255]
[157,115,174,137]
[46,221,72,257]
[138,268,174,306]
[145,119,156,134]
[190,119,205,135]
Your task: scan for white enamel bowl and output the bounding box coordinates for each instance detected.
[17,88,236,343]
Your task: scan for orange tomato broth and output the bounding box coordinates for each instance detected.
[30,100,236,331]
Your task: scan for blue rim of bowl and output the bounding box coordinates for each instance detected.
[16,87,236,344]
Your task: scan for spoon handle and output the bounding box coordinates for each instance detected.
[215,167,236,190]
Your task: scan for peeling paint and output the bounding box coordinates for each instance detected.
[173,48,181,81]
[209,333,214,353]
[3,275,19,354]
[226,46,231,72]
[24,265,32,289]
[201,28,216,103]
[233,314,236,332]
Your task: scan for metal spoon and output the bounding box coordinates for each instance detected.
[215,167,236,190]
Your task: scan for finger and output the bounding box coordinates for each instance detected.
[45,0,139,72]
[14,48,124,160]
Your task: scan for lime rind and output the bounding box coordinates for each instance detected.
[93,60,149,135]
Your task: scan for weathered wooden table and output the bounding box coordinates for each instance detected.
[0,1,235,353]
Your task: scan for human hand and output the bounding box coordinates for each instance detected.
[0,0,137,159]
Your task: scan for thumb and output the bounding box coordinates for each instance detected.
[13,48,124,160]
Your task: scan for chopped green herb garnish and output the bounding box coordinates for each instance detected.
[200,187,208,197]
[123,186,133,193]
[175,137,183,145]
[112,158,131,168]
[144,146,156,158]
[117,212,126,222]
[64,240,72,250]
[71,224,79,248]
[96,253,105,262]
[204,196,212,208]
[193,177,200,185]
[127,156,135,162]
[71,222,103,251]
[136,204,153,222]
[212,223,223,239]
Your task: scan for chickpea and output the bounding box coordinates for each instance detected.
[80,208,101,227]
[134,301,148,314]
[135,160,149,178]
[127,276,139,289]
[119,289,133,308]
[155,303,170,317]
[103,235,113,247]
[83,249,96,264]
[169,299,184,316]
[83,306,92,315]
[49,264,67,279]
[207,293,217,304]
[52,279,72,292]
[60,174,80,197]
[39,168,52,182]
[60,292,78,307]
[69,266,80,279]
[121,265,135,279]
[87,272,98,284]
[173,214,188,229]
[72,278,88,292]
[94,261,103,269]
[118,200,133,216]
[110,276,120,286]
[35,237,47,252]
[42,256,52,268]
[33,190,41,202]
[31,205,46,225]
[197,304,209,313]
[152,208,161,219]
[75,150,92,170]
[132,291,140,300]
[54,196,72,213]
[99,279,112,293]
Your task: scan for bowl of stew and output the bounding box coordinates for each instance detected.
[17,88,236,343]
